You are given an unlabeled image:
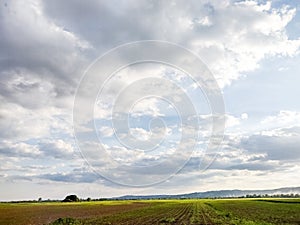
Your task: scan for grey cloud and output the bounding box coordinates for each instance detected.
[40,0,300,87]
[38,171,101,183]
[179,155,279,173]
[227,162,279,171]
[42,0,181,48]
[0,0,299,193]
[0,1,90,108]
[0,141,41,158]
[1,0,298,112]
[2,169,101,184]
[6,175,33,182]
[0,138,76,160]
[38,140,75,159]
[240,129,300,161]
[0,70,57,109]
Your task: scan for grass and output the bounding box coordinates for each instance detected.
[205,198,300,224]
[0,198,299,225]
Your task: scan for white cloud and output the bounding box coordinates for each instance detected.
[190,1,300,87]
[39,139,75,159]
[130,98,165,118]
[261,110,300,128]
[0,0,300,199]
[0,100,72,141]
[226,114,241,127]
[98,126,114,138]
[241,113,248,120]
[40,0,300,88]
[0,141,41,158]
[278,66,289,71]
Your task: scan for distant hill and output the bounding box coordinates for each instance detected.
[114,187,300,200]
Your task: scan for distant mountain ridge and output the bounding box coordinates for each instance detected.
[114,187,300,200]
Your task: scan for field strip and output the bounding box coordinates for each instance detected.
[2,198,299,225]
[132,203,189,224]
[173,202,193,224]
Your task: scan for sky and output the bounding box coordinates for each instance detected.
[0,0,300,201]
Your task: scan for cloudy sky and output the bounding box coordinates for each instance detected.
[1,0,300,201]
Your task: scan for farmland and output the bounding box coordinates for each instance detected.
[0,198,299,225]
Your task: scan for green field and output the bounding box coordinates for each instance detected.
[0,198,299,225]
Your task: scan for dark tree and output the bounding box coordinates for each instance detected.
[62,194,80,202]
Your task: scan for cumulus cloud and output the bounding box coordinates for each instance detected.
[0,141,41,158]
[261,110,300,128]
[0,0,90,95]
[38,170,101,183]
[39,139,75,159]
[240,126,300,161]
[1,0,300,199]
[39,0,300,87]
